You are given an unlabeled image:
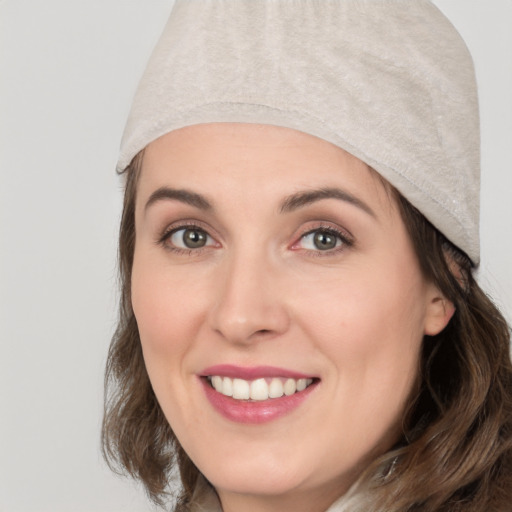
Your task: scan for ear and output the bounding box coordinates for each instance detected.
[423,285,456,336]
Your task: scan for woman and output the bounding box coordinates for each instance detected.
[102,1,512,511]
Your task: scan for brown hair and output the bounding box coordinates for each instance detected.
[102,153,512,511]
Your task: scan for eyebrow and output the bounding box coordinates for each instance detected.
[144,185,375,218]
[144,187,213,213]
[280,187,376,217]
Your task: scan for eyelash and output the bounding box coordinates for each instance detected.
[292,225,354,256]
[156,222,354,256]
[157,221,217,255]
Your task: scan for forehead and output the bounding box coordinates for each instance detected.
[137,123,394,213]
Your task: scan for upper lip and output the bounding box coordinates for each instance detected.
[200,364,316,380]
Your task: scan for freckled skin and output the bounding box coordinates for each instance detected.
[131,123,453,512]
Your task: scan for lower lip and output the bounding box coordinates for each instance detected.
[200,378,318,424]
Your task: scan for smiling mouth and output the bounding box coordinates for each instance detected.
[206,376,316,401]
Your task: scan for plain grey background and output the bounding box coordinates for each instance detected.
[1,1,511,510]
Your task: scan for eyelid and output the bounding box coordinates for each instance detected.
[155,219,353,255]
[156,220,221,252]
[290,222,354,253]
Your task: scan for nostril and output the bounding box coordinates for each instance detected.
[252,329,276,339]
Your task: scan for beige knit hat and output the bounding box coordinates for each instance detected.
[118,0,480,264]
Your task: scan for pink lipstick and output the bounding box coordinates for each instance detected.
[199,365,319,424]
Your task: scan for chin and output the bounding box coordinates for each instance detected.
[212,472,302,497]
[200,449,352,501]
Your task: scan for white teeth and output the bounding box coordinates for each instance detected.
[296,378,307,391]
[222,376,233,396]
[232,378,250,399]
[250,378,269,401]
[283,378,297,396]
[268,378,284,398]
[211,375,223,391]
[209,376,314,401]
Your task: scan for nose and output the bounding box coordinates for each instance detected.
[208,251,290,345]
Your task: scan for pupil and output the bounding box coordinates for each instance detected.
[314,231,336,250]
[184,229,206,248]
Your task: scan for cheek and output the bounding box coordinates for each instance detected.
[297,262,426,349]
[131,250,201,381]
[295,260,426,418]
[131,253,223,458]
[132,246,207,339]
[130,253,209,437]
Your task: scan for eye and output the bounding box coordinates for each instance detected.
[297,228,348,252]
[167,227,215,250]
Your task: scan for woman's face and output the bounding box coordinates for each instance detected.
[132,123,449,511]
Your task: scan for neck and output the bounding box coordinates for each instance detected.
[217,477,359,512]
